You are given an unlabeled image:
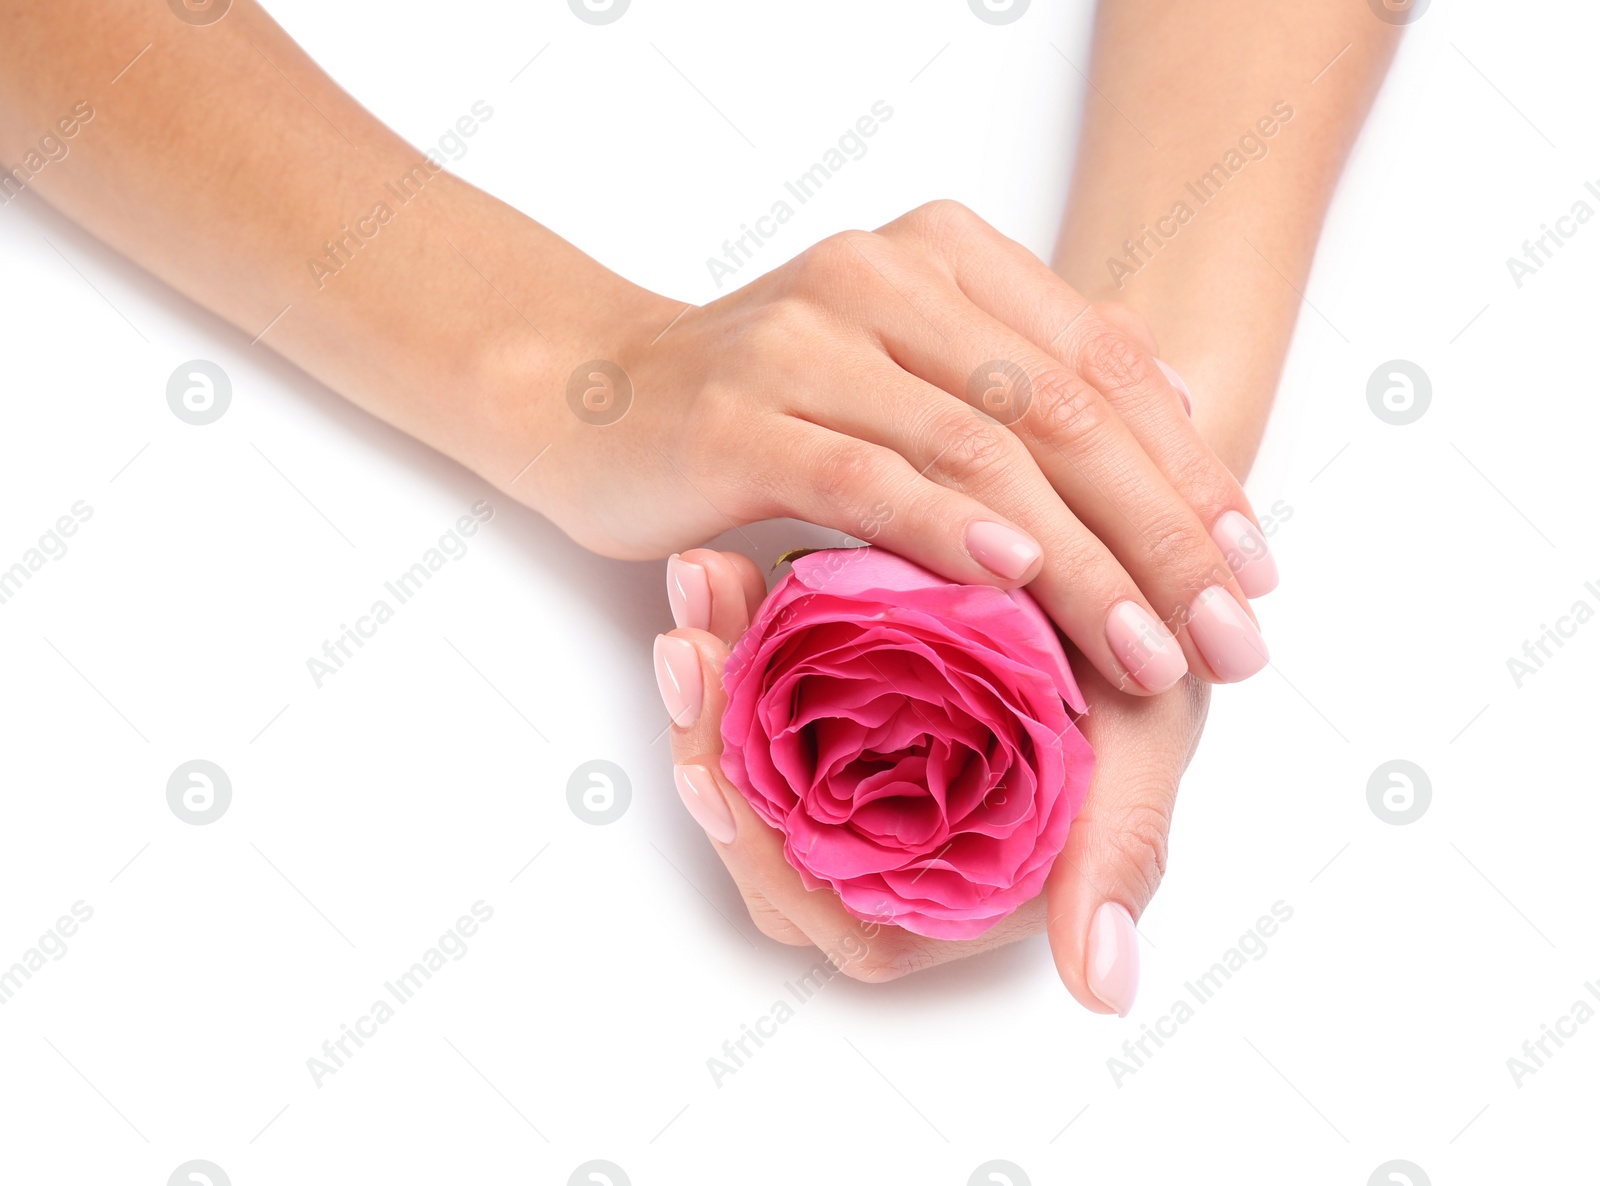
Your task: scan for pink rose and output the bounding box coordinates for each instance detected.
[720,546,1094,940]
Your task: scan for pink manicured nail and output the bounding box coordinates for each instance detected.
[653,634,702,727]
[674,764,737,844]
[666,553,712,630]
[1211,511,1278,598]
[966,521,1042,581]
[1086,901,1140,1017]
[1187,586,1269,681]
[1106,601,1187,692]
[1154,359,1193,416]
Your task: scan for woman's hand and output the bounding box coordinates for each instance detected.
[0,2,1273,693]
[654,548,1208,1007]
[514,201,1275,691]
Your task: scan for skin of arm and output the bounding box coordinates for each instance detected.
[0,0,1291,699]
[653,5,1401,1005]
[1038,0,1400,1012]
[1,0,1397,1006]
[0,0,656,491]
[1053,0,1402,476]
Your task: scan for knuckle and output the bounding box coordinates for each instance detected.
[1075,324,1153,394]
[743,894,811,947]
[1161,448,1231,502]
[1090,300,1157,352]
[909,197,981,243]
[838,942,936,983]
[795,230,879,289]
[1039,525,1108,582]
[930,410,1012,486]
[1141,515,1212,575]
[1029,368,1108,446]
[810,441,885,506]
[1103,796,1174,905]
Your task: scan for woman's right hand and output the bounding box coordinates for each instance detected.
[509,199,1276,691]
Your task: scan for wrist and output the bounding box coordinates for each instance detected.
[334,178,679,512]
[1055,216,1290,480]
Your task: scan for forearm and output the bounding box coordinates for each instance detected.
[0,0,661,497]
[1053,0,1399,476]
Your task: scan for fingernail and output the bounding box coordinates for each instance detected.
[673,763,737,844]
[1154,359,1192,416]
[966,520,1042,581]
[653,634,702,727]
[1086,901,1140,1017]
[1187,585,1269,681]
[1211,511,1278,598]
[1106,601,1187,692]
[666,553,712,630]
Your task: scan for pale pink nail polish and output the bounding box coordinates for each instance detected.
[1154,358,1193,416]
[966,521,1042,581]
[1106,601,1187,692]
[1086,901,1140,1017]
[653,634,702,727]
[666,553,712,630]
[1187,586,1269,681]
[1211,511,1278,598]
[674,764,737,844]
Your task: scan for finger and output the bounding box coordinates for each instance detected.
[667,548,765,642]
[788,380,1196,695]
[889,203,1277,599]
[1089,300,1191,416]
[653,624,807,943]
[1092,299,1159,356]
[838,237,1269,683]
[654,626,909,964]
[655,626,1032,978]
[1045,664,1210,1016]
[766,413,1198,696]
[753,417,1049,589]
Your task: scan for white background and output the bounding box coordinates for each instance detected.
[1,1,1596,1182]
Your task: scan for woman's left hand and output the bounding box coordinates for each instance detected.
[655,548,1209,1011]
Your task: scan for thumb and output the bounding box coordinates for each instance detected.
[655,626,809,946]
[1045,675,1208,1016]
